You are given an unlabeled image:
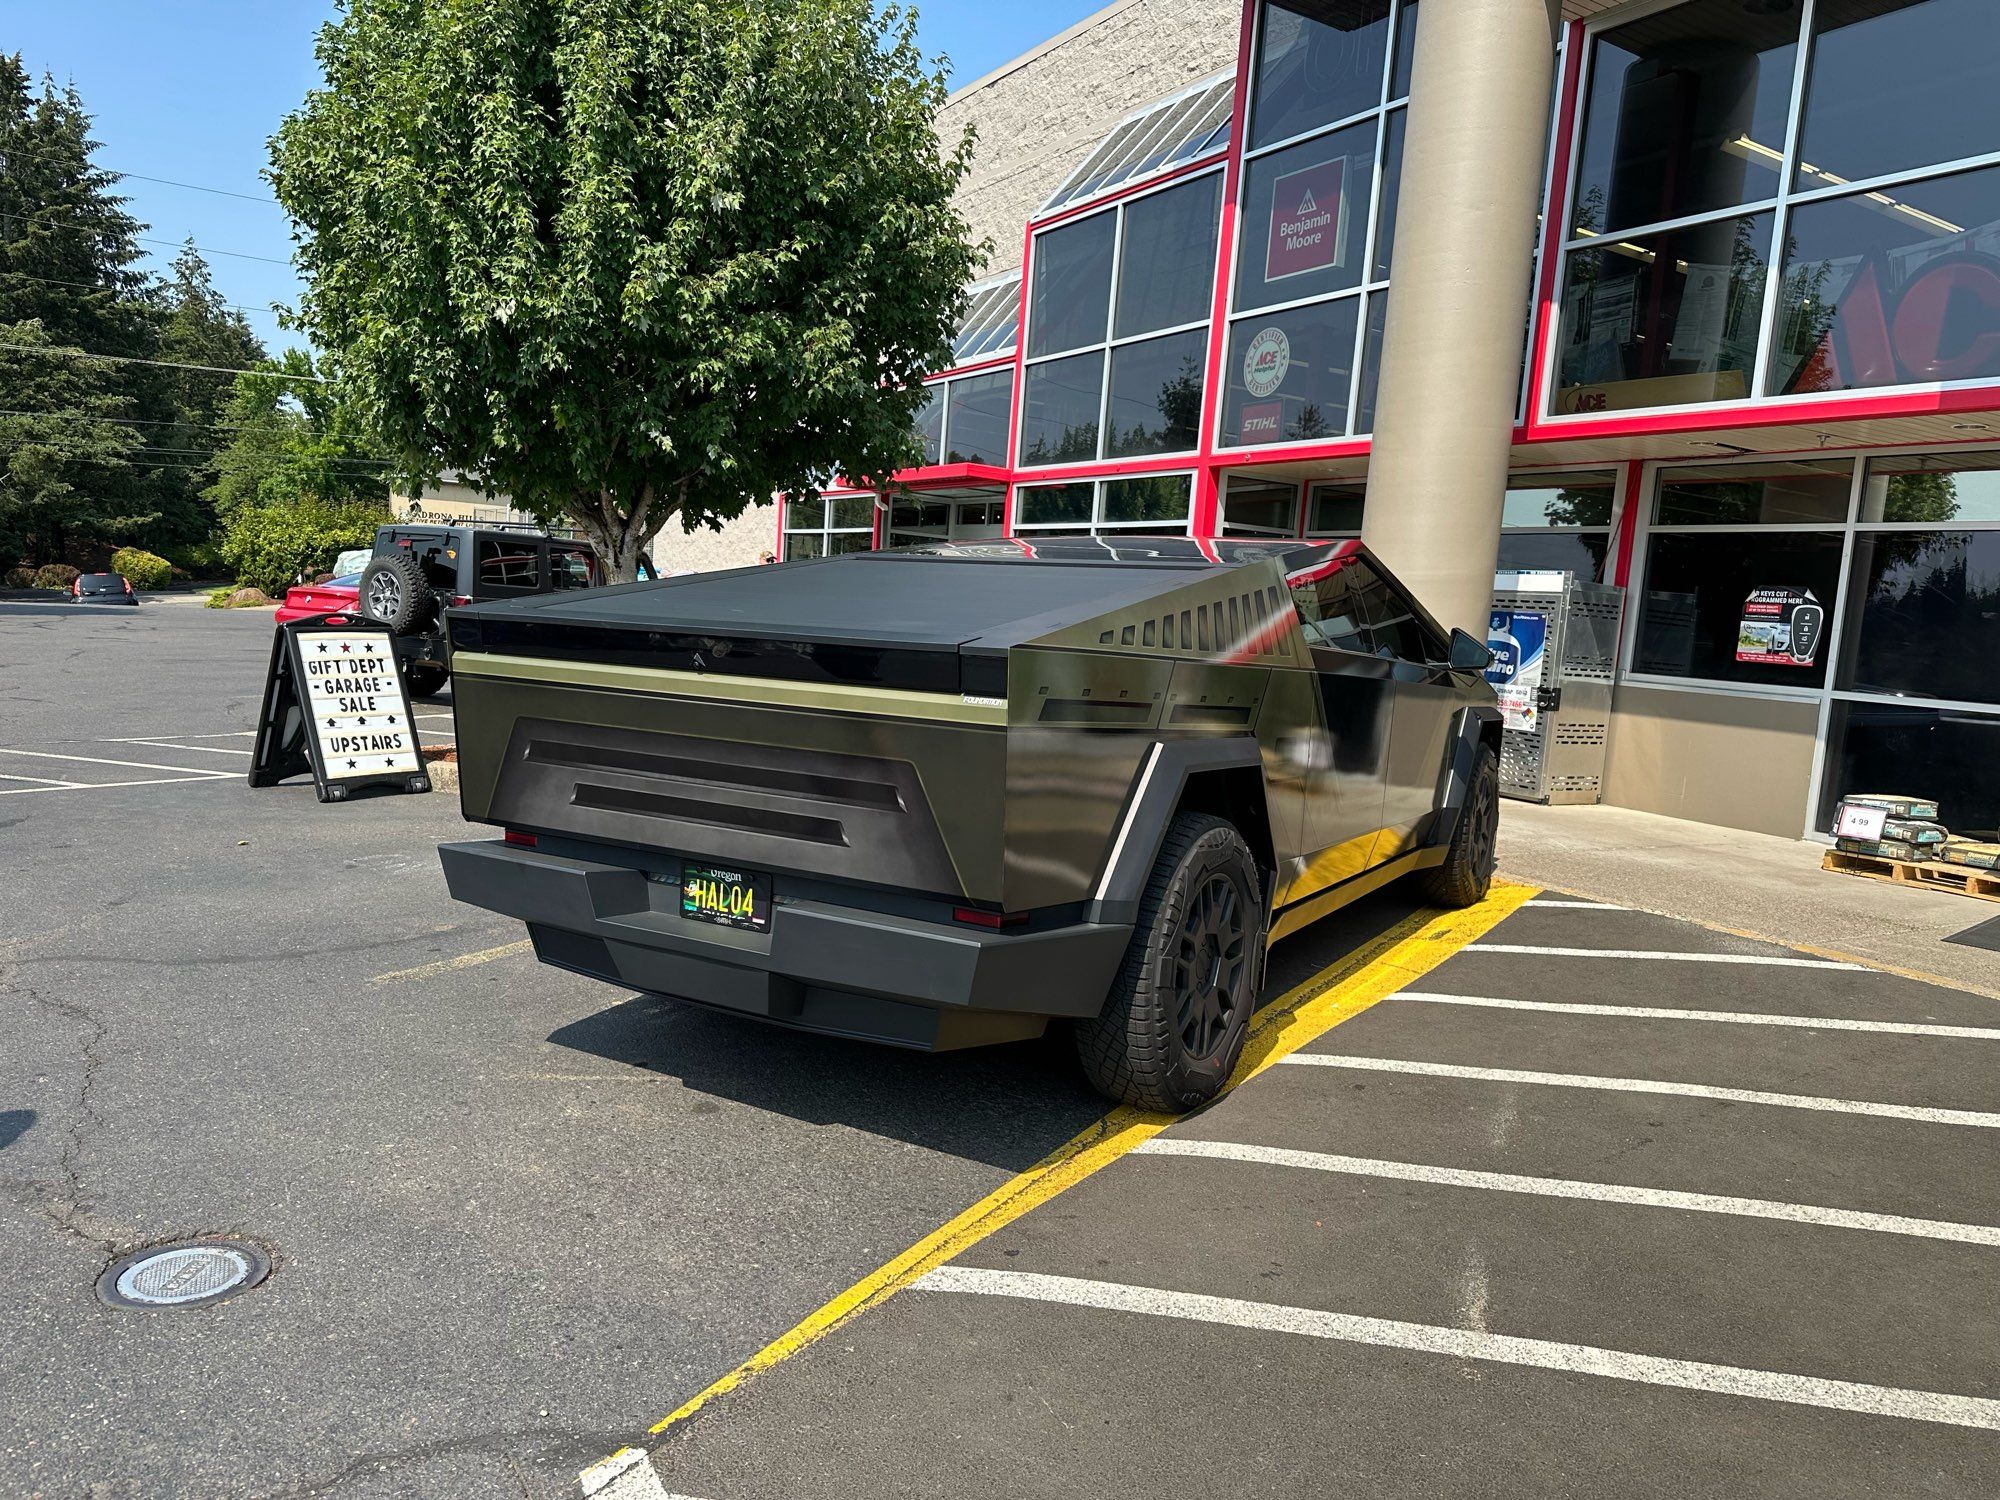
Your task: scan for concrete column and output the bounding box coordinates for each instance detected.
[1361,0,1561,635]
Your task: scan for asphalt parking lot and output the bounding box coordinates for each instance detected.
[6,598,2000,1499]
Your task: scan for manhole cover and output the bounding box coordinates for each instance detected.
[97,1239,271,1309]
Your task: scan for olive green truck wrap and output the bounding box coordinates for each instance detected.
[438,536,1501,1111]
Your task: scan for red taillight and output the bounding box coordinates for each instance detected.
[449,594,471,607]
[503,829,538,848]
[952,906,1026,929]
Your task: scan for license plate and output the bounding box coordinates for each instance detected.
[681,864,771,931]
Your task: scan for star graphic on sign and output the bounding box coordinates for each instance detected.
[316,642,328,653]
[347,759,358,769]
[341,642,352,653]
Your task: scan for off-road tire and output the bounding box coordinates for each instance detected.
[402,663,450,697]
[360,551,435,635]
[1075,812,1263,1113]
[1420,742,1500,908]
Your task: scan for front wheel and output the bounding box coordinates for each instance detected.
[1419,742,1500,908]
[1075,813,1263,1112]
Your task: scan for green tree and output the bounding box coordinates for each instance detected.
[205,349,390,516]
[271,0,979,579]
[0,320,143,562]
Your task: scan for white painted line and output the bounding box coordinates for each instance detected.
[0,747,234,777]
[917,1266,2000,1431]
[119,740,255,757]
[104,731,257,741]
[0,775,238,796]
[1277,1055,2000,1128]
[0,771,82,787]
[1134,1137,2000,1246]
[1392,992,2000,1042]
[1472,943,1863,970]
[1524,899,1626,910]
[575,1444,705,1500]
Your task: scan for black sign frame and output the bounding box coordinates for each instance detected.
[249,612,430,801]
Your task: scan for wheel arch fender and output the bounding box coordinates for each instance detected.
[1086,738,1275,927]
[1428,706,1503,849]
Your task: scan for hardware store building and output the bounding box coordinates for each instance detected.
[774,0,2000,844]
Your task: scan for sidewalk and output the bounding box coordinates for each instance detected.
[1498,800,1999,1000]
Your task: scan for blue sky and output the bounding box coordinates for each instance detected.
[0,0,1094,356]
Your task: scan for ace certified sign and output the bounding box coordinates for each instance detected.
[1265,158,1345,283]
[248,617,430,801]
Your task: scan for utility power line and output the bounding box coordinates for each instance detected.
[0,267,285,320]
[0,406,365,438]
[0,342,331,382]
[0,209,292,267]
[0,138,283,206]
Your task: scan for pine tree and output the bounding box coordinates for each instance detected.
[151,241,268,544]
[0,320,142,562]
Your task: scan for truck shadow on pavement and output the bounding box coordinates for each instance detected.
[545,884,1432,1172]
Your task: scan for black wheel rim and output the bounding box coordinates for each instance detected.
[1171,873,1248,1061]
[1468,771,1498,880]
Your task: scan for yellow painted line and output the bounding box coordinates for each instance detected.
[1511,872,2000,1004]
[367,939,533,986]
[613,878,1536,1463]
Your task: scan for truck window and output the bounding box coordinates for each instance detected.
[548,546,600,589]
[476,537,542,594]
[1287,555,1372,657]
[1348,559,1448,665]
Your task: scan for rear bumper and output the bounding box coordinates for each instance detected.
[438,840,1133,1051]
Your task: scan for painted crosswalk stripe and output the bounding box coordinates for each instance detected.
[1471,942,1863,969]
[1391,992,2000,1041]
[1276,1054,2000,1128]
[917,1267,2000,1431]
[1133,1138,2000,1245]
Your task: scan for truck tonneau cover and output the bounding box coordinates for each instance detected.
[454,551,1243,653]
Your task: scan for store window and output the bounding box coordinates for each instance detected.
[1013,474,1193,537]
[1770,161,2000,396]
[1819,701,2000,839]
[1306,481,1364,535]
[782,493,875,561]
[1019,174,1221,468]
[888,495,1006,547]
[1555,0,2000,418]
[1220,478,1301,537]
[1249,0,1395,152]
[1631,462,1851,688]
[1555,212,1772,412]
[1229,2,1414,448]
[1497,471,1616,579]
[942,371,1011,465]
[1221,297,1359,447]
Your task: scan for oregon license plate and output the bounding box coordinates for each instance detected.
[680,864,771,931]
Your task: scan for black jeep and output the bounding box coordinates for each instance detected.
[358,522,627,696]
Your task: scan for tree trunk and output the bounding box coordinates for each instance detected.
[569,488,667,583]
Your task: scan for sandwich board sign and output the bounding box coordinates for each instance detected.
[248,614,430,800]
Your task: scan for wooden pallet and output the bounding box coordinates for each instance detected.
[1821,848,2000,904]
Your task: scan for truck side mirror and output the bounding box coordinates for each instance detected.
[1448,627,1493,673]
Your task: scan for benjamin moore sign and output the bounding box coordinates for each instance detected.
[1265,158,1344,282]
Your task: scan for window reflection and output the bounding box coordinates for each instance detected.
[1115,176,1221,338]
[1556,212,1772,412]
[1570,3,1796,238]
[1795,0,2000,192]
[1770,161,2000,396]
[1653,463,1852,525]
[1221,479,1300,536]
[1028,214,1115,358]
[1860,455,2000,524]
[1105,329,1206,458]
[1019,353,1103,466]
[1839,530,2000,704]
[943,371,1012,465]
[1235,121,1376,313]
[1820,701,2000,837]
[1222,299,1359,446]
[1249,0,1392,152]
[1635,530,1844,687]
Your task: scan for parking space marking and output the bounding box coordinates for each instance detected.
[1473,943,1864,969]
[1523,899,1625,909]
[915,1267,2000,1432]
[0,774,236,796]
[117,739,254,757]
[104,731,256,741]
[579,1447,684,1499]
[1393,992,2000,1041]
[367,939,533,985]
[0,770,82,787]
[580,883,1537,1483]
[0,747,235,778]
[1133,1138,2000,1246]
[1279,1055,2000,1128]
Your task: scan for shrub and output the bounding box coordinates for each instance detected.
[162,539,227,580]
[110,547,173,590]
[220,501,386,598]
[4,567,35,588]
[34,563,80,590]
[205,585,277,609]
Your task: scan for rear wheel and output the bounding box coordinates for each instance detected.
[1420,742,1500,908]
[402,663,449,697]
[1075,813,1263,1113]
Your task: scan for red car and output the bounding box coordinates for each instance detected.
[274,573,363,625]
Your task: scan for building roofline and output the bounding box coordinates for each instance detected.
[946,0,1152,105]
